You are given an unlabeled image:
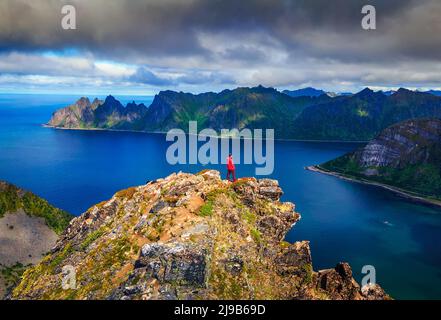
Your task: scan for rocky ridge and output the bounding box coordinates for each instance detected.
[12,171,388,300]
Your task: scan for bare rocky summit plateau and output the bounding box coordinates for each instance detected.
[12,171,389,300]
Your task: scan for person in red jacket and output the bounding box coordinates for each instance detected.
[226,153,236,182]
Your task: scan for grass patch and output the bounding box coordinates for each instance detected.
[80,228,106,251]
[49,243,73,271]
[250,228,262,244]
[115,187,137,200]
[198,201,213,217]
[242,209,256,224]
[301,264,313,284]
[0,262,30,289]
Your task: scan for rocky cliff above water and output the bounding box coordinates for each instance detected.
[48,96,148,130]
[319,119,441,202]
[12,171,388,300]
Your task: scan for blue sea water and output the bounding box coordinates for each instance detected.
[0,93,440,299]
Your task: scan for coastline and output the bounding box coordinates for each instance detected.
[42,125,369,143]
[306,165,441,209]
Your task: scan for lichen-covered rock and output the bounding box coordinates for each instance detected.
[11,170,389,300]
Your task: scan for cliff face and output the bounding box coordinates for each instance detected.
[48,97,103,128]
[353,119,441,168]
[12,171,388,300]
[320,119,441,200]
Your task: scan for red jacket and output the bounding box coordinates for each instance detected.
[227,156,235,170]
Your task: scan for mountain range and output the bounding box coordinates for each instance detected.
[48,86,441,141]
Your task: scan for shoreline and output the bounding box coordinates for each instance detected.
[306,165,441,209]
[42,125,368,143]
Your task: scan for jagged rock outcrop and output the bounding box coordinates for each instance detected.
[314,262,387,300]
[319,119,441,201]
[48,96,148,130]
[48,97,103,128]
[11,171,389,300]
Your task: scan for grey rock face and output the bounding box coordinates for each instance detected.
[354,119,441,168]
[135,242,207,287]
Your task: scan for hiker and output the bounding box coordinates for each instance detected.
[226,153,236,182]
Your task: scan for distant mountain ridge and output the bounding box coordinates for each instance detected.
[291,88,441,140]
[48,86,441,141]
[283,87,327,97]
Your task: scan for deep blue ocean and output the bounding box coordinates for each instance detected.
[0,93,440,299]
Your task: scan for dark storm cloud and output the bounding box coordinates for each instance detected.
[0,0,438,63]
[1,0,441,92]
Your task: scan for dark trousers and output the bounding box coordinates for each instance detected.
[227,169,236,182]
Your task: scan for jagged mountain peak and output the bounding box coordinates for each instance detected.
[355,87,376,97]
[75,97,91,107]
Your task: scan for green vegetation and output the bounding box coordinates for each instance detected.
[0,182,72,234]
[242,209,257,224]
[80,228,106,251]
[250,228,262,244]
[49,243,73,271]
[1,262,29,289]
[198,201,214,217]
[357,109,369,117]
[321,155,441,200]
[301,264,313,285]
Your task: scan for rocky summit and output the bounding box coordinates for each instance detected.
[12,171,388,300]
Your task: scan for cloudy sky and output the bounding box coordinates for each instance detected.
[0,0,441,95]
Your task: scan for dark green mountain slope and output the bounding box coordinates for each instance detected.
[143,86,330,137]
[319,119,441,201]
[292,88,441,141]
